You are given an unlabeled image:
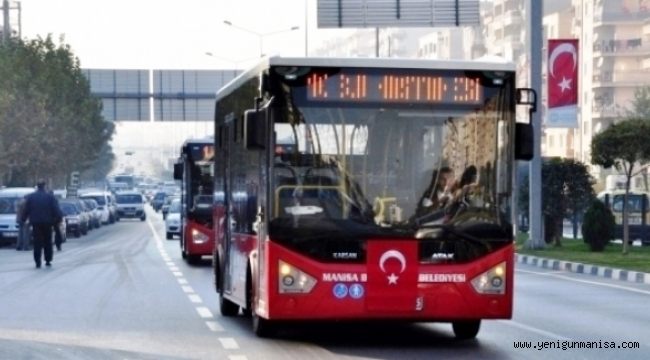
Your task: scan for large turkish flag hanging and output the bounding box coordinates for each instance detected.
[547,39,579,128]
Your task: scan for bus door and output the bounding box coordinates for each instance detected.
[222,120,235,297]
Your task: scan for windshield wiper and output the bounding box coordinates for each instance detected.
[415,223,491,249]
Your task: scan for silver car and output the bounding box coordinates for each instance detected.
[0,188,34,245]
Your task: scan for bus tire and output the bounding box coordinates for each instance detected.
[187,254,201,265]
[252,311,275,337]
[212,255,221,293]
[219,289,240,317]
[242,265,252,317]
[452,320,481,340]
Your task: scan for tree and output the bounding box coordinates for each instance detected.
[582,200,615,252]
[541,158,595,247]
[0,36,114,187]
[626,86,650,120]
[591,118,650,254]
[517,158,594,247]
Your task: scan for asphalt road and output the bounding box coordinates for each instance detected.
[1,206,648,360]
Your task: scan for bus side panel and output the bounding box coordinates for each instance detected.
[228,232,257,304]
[263,240,513,321]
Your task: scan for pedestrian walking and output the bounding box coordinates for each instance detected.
[21,180,63,268]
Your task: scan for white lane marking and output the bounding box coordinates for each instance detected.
[196,307,214,319]
[228,356,248,360]
[517,269,650,296]
[206,321,224,332]
[218,338,240,350]
[498,320,572,341]
[148,217,235,344]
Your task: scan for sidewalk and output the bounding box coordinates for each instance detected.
[515,253,650,285]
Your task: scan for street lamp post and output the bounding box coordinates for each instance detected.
[223,20,299,57]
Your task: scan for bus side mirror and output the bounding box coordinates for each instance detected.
[515,88,536,161]
[244,109,266,150]
[515,123,533,161]
[173,163,183,180]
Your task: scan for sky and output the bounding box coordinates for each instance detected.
[19,0,352,70]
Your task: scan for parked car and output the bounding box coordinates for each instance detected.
[80,191,115,224]
[114,191,146,221]
[0,187,34,246]
[151,191,166,212]
[82,198,102,229]
[165,198,181,239]
[64,199,91,234]
[59,200,88,237]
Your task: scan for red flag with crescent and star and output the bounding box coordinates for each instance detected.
[547,39,579,127]
[548,39,578,108]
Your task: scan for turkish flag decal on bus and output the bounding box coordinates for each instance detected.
[365,240,418,312]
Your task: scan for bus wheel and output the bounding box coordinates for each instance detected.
[219,290,240,317]
[252,311,275,338]
[180,238,187,259]
[187,255,201,265]
[452,320,481,340]
[242,266,252,317]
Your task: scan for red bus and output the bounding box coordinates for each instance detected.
[173,138,215,264]
[212,57,534,338]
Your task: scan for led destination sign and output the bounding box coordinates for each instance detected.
[306,70,484,105]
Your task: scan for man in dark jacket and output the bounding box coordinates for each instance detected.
[22,180,63,268]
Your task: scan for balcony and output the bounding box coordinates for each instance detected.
[594,6,649,26]
[502,10,523,27]
[592,70,650,87]
[591,103,622,119]
[593,38,650,57]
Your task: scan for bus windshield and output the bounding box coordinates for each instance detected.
[269,67,515,238]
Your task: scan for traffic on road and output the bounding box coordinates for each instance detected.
[0,204,647,359]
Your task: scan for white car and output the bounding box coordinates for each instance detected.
[114,191,146,221]
[0,188,34,244]
[80,191,115,224]
[165,198,181,239]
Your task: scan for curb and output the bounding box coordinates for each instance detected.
[515,254,650,285]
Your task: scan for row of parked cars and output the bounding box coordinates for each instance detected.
[59,191,119,237]
[0,188,130,247]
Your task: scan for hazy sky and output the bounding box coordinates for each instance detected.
[20,0,352,69]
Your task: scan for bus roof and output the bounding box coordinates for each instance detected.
[216,56,517,101]
[182,137,213,147]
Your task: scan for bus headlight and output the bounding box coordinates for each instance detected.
[278,260,317,294]
[471,262,506,295]
[192,229,209,244]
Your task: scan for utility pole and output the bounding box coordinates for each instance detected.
[3,0,10,43]
[375,28,379,57]
[527,0,544,249]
